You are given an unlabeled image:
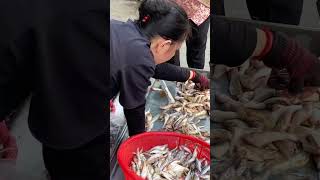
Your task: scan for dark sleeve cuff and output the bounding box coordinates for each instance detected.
[211,17,257,67]
[124,103,146,136]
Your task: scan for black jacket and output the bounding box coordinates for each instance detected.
[0,0,107,149]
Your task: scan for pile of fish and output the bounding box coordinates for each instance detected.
[145,110,157,132]
[131,144,210,180]
[212,60,320,180]
[155,81,210,143]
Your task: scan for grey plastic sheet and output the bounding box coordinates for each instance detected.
[110,95,129,175]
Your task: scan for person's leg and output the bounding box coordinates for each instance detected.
[247,0,303,25]
[186,18,210,69]
[43,134,107,180]
[246,0,270,21]
[212,0,225,15]
[269,0,303,25]
[317,0,320,17]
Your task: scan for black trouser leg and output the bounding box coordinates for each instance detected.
[246,0,303,25]
[246,0,270,22]
[268,0,303,25]
[317,0,320,18]
[186,18,210,69]
[43,134,107,180]
[212,0,225,15]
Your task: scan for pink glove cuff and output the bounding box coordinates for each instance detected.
[0,121,10,144]
[2,136,18,160]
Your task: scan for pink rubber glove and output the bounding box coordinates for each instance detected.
[190,70,209,90]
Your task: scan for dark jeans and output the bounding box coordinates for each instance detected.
[246,0,303,25]
[214,0,304,24]
[212,0,225,15]
[167,17,210,69]
[43,134,107,180]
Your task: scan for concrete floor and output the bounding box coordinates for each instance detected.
[3,0,320,179]
[1,99,47,179]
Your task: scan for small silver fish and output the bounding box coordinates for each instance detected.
[185,171,193,180]
[161,171,175,180]
[201,164,210,175]
[180,145,192,154]
[196,158,202,172]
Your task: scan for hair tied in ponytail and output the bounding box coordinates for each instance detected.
[142,15,151,23]
[137,0,191,41]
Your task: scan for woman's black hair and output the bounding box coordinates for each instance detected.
[137,0,192,42]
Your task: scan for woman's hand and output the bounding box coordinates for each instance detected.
[190,70,209,90]
[256,30,320,95]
